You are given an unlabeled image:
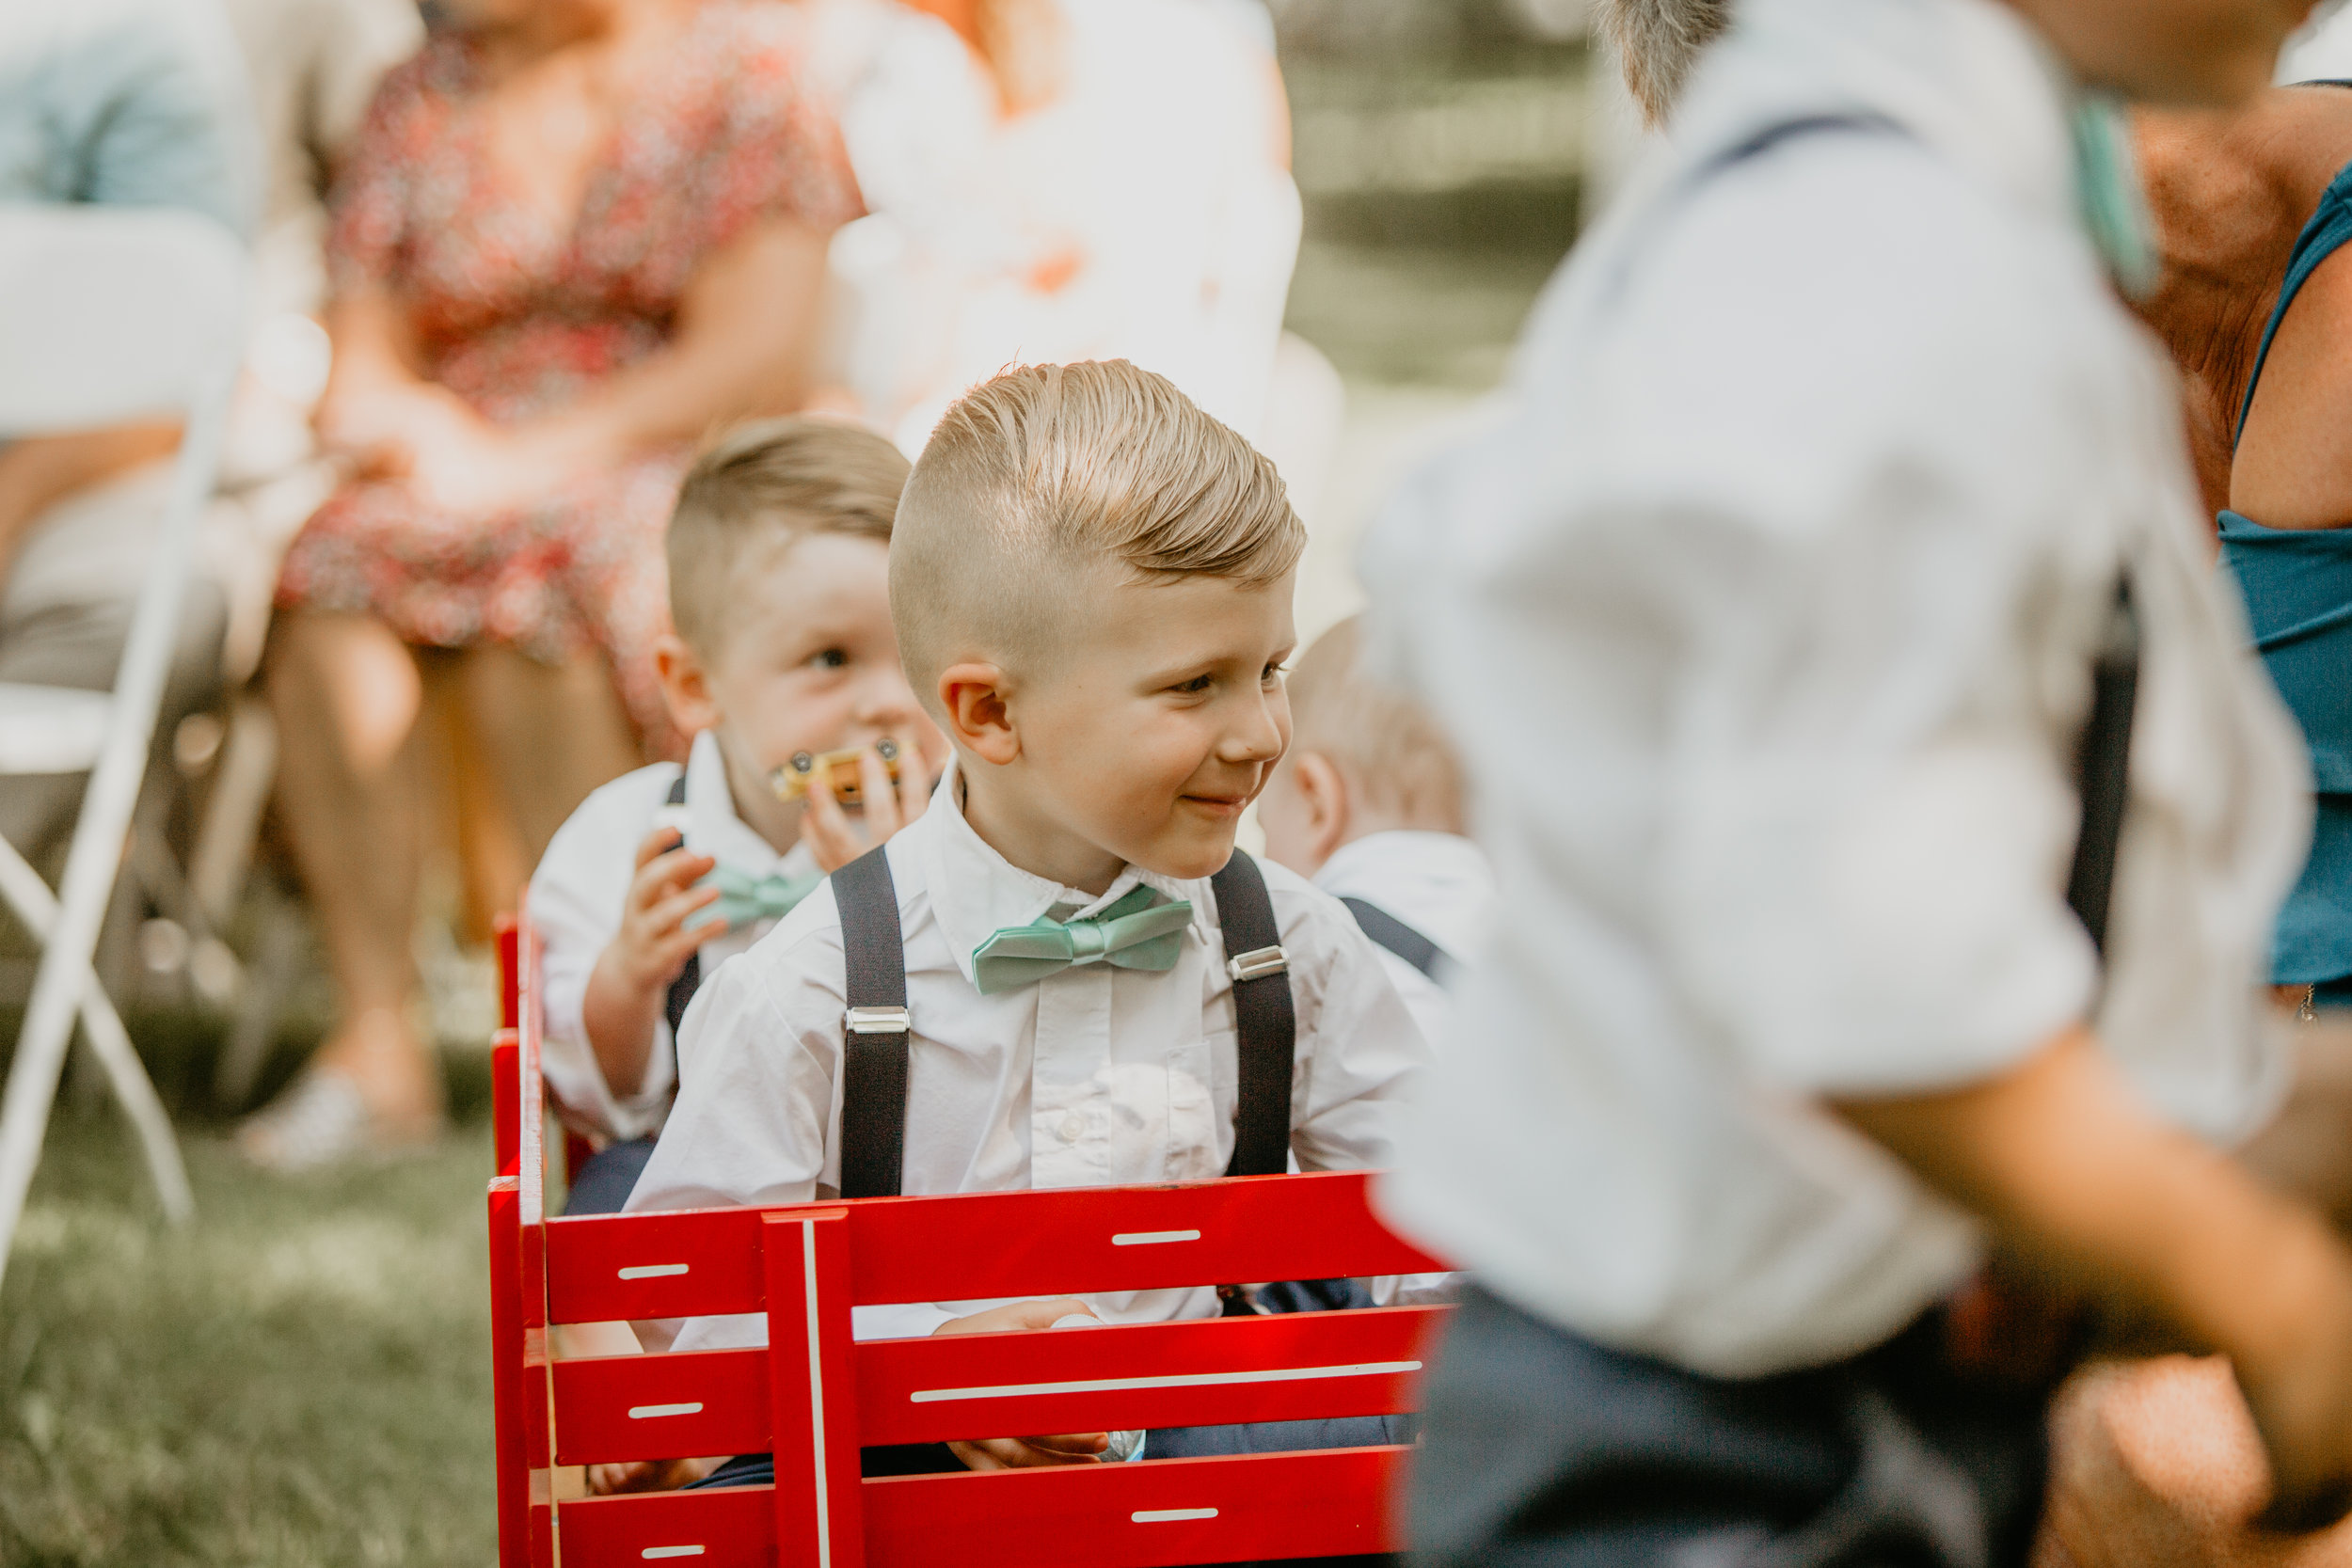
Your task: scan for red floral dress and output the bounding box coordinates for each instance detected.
[277,0,862,757]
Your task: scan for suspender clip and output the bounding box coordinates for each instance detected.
[844,1006,911,1036]
[1226,946,1287,983]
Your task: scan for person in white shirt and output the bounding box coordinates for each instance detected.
[813,0,1300,453]
[1359,0,2352,1560]
[528,418,941,1216]
[1256,613,1492,1048]
[628,360,1429,1484]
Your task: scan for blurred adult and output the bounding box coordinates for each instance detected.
[0,0,257,865]
[242,0,860,1168]
[211,0,424,681]
[2136,88,2352,1018]
[818,0,1300,452]
[1362,2,2352,1567]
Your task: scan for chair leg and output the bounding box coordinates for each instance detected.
[0,833,193,1228]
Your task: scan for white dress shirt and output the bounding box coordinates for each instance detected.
[1362,0,2312,1378]
[528,731,818,1142]
[628,761,1432,1347]
[1313,831,1494,1048]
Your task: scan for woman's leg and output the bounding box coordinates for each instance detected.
[456,642,642,868]
[246,610,442,1150]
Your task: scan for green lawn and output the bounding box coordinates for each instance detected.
[0,1108,501,1567]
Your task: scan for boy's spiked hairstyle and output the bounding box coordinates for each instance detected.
[667,417,912,657]
[1286,616,1465,829]
[891,360,1304,710]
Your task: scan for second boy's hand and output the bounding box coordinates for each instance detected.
[932,1297,1112,1470]
[579,827,724,1100]
[799,734,934,870]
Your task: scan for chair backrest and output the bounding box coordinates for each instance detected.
[489,919,1450,1568]
[0,203,246,434]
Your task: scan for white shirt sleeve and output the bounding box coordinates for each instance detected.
[1263,868,1435,1172]
[527,768,681,1142]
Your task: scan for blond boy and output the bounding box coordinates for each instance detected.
[530,419,940,1215]
[1257,614,1492,1047]
[628,362,1429,1478]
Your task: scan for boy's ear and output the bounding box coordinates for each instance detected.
[938,661,1019,765]
[655,634,723,738]
[1293,751,1353,868]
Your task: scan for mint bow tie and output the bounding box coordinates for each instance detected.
[690,863,823,930]
[971,884,1195,994]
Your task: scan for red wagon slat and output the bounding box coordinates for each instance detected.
[552,1306,1442,1465]
[544,1169,1446,1325]
[553,1447,1406,1568]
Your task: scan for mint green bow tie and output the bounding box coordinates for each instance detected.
[690,863,823,930]
[971,884,1195,994]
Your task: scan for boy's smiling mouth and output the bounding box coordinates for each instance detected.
[1179,792,1252,817]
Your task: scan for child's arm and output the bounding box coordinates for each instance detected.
[1836,1024,2352,1531]
[580,827,724,1102]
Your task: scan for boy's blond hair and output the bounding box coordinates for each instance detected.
[667,417,912,657]
[892,361,1304,709]
[1288,616,1465,831]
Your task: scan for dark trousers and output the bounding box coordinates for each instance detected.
[1409,1283,2049,1568]
[561,1135,657,1217]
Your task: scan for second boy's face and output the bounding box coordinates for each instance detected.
[704,532,938,803]
[1003,569,1297,884]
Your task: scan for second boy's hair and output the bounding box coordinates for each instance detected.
[667,417,913,656]
[1287,616,1465,828]
[891,360,1304,708]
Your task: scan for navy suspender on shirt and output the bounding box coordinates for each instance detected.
[833,846,914,1199]
[1339,896,1449,982]
[662,774,702,1039]
[827,844,1298,1198]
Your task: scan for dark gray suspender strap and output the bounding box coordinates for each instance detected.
[832,845,910,1198]
[2066,577,2140,958]
[661,774,702,1040]
[1212,849,1295,1178]
[1339,896,1447,982]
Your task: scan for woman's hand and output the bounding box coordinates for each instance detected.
[799,736,935,873]
[932,1298,1110,1471]
[400,413,583,517]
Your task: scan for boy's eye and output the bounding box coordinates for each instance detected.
[808,648,849,671]
[1171,673,1214,694]
[1263,661,1287,684]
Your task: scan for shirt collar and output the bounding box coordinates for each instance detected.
[682,729,818,881]
[1669,0,2078,239]
[914,756,1195,987]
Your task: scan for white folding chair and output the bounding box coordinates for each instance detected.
[0,206,248,1286]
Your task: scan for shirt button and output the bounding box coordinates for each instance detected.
[1058,1113,1084,1142]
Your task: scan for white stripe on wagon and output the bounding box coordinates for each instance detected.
[1133,1509,1219,1524]
[618,1263,690,1279]
[641,1547,706,1560]
[1110,1229,1201,1246]
[628,1402,704,1419]
[909,1360,1422,1403]
[803,1220,834,1568]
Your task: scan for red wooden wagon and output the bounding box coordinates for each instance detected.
[488,917,1452,1567]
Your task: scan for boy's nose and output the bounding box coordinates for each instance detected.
[1219,692,1286,763]
[854,668,921,723]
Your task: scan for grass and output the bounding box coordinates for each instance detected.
[0,1106,501,1567]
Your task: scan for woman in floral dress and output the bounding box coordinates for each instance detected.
[244,0,860,1167]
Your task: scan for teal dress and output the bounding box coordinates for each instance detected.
[2218,154,2352,997]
